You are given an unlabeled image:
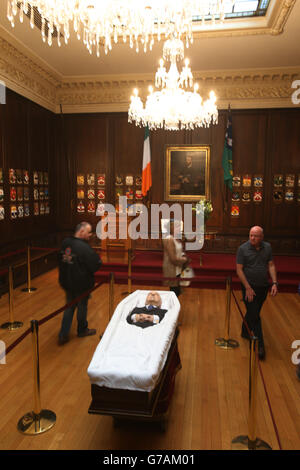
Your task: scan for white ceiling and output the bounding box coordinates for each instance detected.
[0,0,300,79]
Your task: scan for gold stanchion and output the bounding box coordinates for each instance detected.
[22,245,37,293]
[215,277,239,349]
[108,272,115,321]
[18,320,56,435]
[128,248,132,294]
[232,336,272,450]
[122,248,132,295]
[1,266,23,331]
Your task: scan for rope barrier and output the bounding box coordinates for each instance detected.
[0,248,27,260]
[0,265,284,448]
[257,358,282,450]
[30,247,58,252]
[17,320,56,435]
[231,289,253,338]
[0,270,229,361]
[1,266,23,331]
[231,287,282,450]
[112,272,230,284]
[215,277,239,350]
[0,280,103,363]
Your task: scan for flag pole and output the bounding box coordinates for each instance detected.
[222,104,233,213]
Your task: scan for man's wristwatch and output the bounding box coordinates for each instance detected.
[272,281,278,285]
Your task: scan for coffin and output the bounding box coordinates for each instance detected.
[87,290,181,423]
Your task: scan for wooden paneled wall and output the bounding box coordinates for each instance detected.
[1,88,300,254]
[0,89,57,252]
[59,109,300,253]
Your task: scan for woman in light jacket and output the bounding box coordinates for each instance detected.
[162,219,189,297]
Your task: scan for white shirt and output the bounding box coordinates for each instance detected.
[131,305,160,324]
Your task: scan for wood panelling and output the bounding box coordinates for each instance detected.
[0,88,300,254]
[268,110,300,235]
[0,89,57,251]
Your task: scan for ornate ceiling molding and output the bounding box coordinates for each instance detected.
[191,0,296,38]
[269,0,296,35]
[0,30,60,112]
[0,22,299,114]
[56,68,300,113]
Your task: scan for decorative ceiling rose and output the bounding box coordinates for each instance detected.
[128,37,218,131]
[7,0,234,56]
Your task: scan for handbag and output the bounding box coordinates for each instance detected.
[180,266,195,287]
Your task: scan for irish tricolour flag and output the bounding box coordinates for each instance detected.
[142,126,152,196]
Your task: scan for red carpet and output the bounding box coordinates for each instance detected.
[95,251,300,293]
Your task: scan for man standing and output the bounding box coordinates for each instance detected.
[58,222,102,345]
[236,226,278,360]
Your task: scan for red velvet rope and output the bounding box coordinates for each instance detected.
[0,280,104,363]
[112,272,229,283]
[231,288,282,450]
[1,272,225,361]
[38,281,103,327]
[0,247,57,278]
[258,357,282,450]
[30,247,58,252]
[0,270,283,450]
[0,248,26,260]
[231,289,253,338]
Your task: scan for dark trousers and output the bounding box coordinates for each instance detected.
[241,285,268,346]
[170,285,181,297]
[170,274,182,297]
[59,291,89,338]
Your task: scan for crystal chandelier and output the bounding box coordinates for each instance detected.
[128,38,218,131]
[7,1,234,56]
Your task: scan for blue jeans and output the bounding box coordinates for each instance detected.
[59,291,89,338]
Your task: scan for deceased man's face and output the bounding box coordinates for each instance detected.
[146,291,162,307]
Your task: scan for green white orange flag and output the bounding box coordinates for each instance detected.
[142,126,152,196]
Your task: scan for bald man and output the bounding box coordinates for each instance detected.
[58,222,102,345]
[236,226,278,360]
[127,291,168,329]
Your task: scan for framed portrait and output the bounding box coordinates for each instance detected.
[165,145,210,201]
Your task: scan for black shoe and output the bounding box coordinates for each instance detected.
[78,328,96,338]
[241,331,250,340]
[58,335,69,345]
[258,345,265,360]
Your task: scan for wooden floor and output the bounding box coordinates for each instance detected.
[0,269,299,450]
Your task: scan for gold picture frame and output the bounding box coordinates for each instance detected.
[165,145,210,201]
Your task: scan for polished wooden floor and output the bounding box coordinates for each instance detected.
[0,269,299,450]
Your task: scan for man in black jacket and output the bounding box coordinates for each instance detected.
[58,222,102,345]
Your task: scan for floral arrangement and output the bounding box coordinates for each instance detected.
[193,200,213,222]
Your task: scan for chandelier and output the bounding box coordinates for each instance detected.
[7,1,235,56]
[128,38,218,131]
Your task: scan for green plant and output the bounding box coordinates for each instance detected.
[193,200,213,222]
